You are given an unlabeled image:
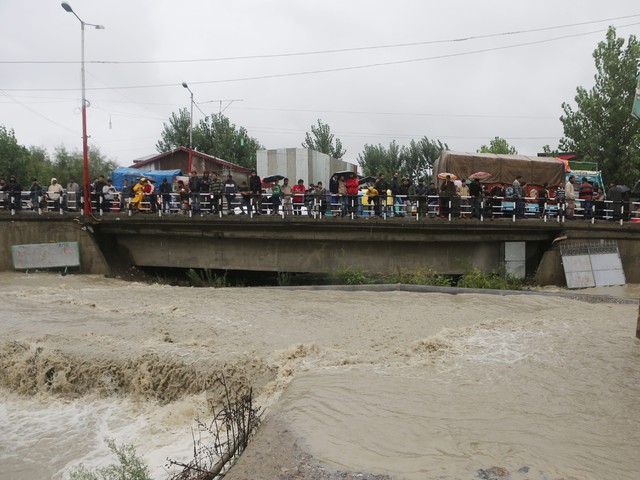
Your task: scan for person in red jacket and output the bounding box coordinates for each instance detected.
[578,177,594,220]
[345,174,359,215]
[291,179,306,215]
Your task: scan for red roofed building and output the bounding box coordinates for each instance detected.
[130,147,251,182]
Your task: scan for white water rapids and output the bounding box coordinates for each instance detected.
[0,273,639,479]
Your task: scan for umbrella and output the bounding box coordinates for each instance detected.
[333,170,357,179]
[262,174,285,183]
[453,180,462,187]
[611,185,630,194]
[437,172,457,180]
[358,175,376,185]
[469,171,491,180]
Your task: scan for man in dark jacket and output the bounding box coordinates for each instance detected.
[468,178,483,219]
[158,178,172,213]
[374,173,389,216]
[188,171,201,213]
[248,170,262,214]
[329,174,339,212]
[6,175,22,211]
[209,172,223,214]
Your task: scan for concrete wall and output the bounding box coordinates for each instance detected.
[115,234,502,275]
[257,148,357,186]
[0,218,110,274]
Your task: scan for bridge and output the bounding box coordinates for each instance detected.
[1,212,638,285]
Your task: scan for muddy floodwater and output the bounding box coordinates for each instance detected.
[0,273,639,479]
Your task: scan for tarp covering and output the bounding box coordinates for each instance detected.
[433,151,565,186]
[110,167,181,190]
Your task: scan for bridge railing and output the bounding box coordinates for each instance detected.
[2,190,639,224]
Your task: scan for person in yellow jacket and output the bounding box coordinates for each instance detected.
[365,184,378,216]
[130,178,147,210]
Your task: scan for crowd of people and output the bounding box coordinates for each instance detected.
[1,170,637,221]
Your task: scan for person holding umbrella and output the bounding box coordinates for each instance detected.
[468,178,483,219]
[270,179,282,215]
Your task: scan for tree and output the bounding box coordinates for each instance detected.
[478,136,518,155]
[357,141,402,177]
[301,119,346,159]
[196,114,263,169]
[156,111,263,169]
[400,137,448,182]
[49,145,118,186]
[0,125,29,180]
[559,26,640,185]
[156,108,191,153]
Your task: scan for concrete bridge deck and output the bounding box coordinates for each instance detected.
[1,212,638,284]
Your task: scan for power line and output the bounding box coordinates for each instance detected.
[231,105,558,120]
[0,89,78,135]
[3,22,638,93]
[2,13,639,65]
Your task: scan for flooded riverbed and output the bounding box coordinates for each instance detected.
[1,273,638,479]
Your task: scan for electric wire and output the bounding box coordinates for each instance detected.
[2,13,639,65]
[3,22,638,92]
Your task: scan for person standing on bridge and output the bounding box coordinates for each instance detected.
[512,175,525,219]
[223,174,238,215]
[469,178,483,219]
[374,173,388,217]
[281,178,293,216]
[579,177,594,220]
[249,170,262,215]
[565,175,576,219]
[292,179,306,216]
[66,177,79,211]
[189,171,201,213]
[210,172,223,214]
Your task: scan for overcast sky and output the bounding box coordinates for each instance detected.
[1,0,639,168]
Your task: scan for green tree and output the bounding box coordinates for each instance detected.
[478,136,518,155]
[196,114,263,169]
[357,141,402,177]
[400,137,448,182]
[559,26,640,185]
[23,146,53,184]
[301,119,346,159]
[49,145,118,186]
[155,108,191,152]
[156,111,263,169]
[0,125,29,181]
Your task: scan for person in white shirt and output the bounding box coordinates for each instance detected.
[564,175,576,219]
[47,178,64,209]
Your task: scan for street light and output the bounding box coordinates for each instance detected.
[61,2,104,216]
[182,82,194,173]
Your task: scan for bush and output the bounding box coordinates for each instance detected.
[68,439,151,480]
[186,269,229,288]
[386,267,453,287]
[456,268,522,290]
[332,266,371,285]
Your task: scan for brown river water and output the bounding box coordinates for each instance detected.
[0,273,639,479]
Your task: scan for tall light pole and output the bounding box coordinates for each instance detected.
[182,82,194,173]
[61,2,104,216]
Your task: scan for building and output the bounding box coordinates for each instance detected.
[256,148,357,186]
[130,147,252,183]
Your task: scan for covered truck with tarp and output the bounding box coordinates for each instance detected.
[433,151,565,187]
[110,167,181,190]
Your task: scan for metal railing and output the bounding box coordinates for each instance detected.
[2,191,638,225]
